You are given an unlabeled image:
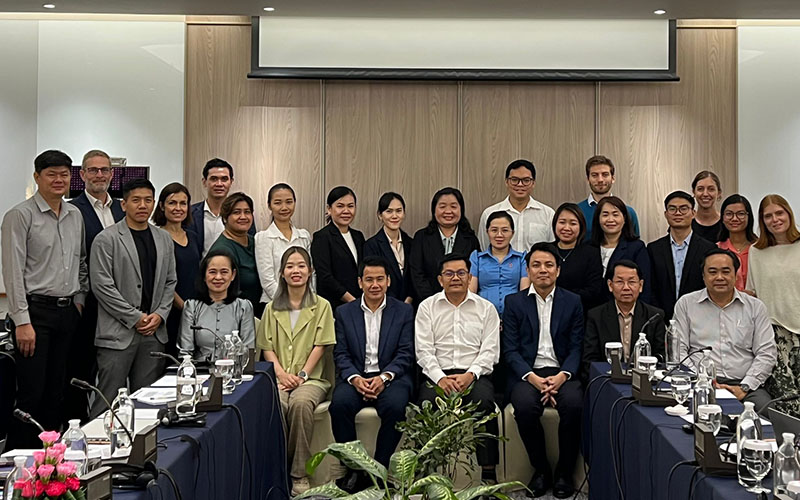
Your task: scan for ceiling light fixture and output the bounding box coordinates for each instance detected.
[43,3,56,8]
[653,9,666,15]
[263,7,275,11]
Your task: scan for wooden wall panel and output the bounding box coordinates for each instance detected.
[185,24,323,232]
[324,82,459,237]
[461,83,596,232]
[598,28,737,243]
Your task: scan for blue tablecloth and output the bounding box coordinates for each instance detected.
[115,362,288,500]
[584,362,773,500]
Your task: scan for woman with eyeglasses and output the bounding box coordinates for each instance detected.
[364,192,414,304]
[468,211,529,315]
[691,170,723,242]
[551,203,604,312]
[717,194,757,292]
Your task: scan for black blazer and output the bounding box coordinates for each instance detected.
[409,225,481,301]
[311,222,365,310]
[647,233,716,321]
[363,229,414,302]
[555,242,605,312]
[69,192,124,259]
[597,238,652,304]
[582,300,666,380]
[186,201,256,252]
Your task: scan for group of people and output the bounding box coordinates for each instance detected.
[3,149,799,500]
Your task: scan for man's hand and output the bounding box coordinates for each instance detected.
[136,313,162,335]
[15,323,36,357]
[450,372,476,392]
[437,376,461,395]
[352,376,375,398]
[718,383,747,401]
[526,372,547,391]
[363,376,386,399]
[540,372,569,407]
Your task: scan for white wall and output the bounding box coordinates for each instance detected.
[738,26,800,213]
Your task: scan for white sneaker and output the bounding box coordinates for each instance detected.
[292,476,311,496]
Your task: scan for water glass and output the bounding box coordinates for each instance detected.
[605,342,623,365]
[215,359,235,394]
[696,404,722,435]
[742,439,774,494]
[638,355,658,381]
[670,374,691,406]
[786,480,800,499]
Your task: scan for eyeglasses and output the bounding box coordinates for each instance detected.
[507,177,534,186]
[666,205,692,215]
[85,167,112,176]
[612,279,640,288]
[723,211,748,220]
[440,270,469,279]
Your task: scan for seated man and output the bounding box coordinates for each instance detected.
[329,256,415,491]
[674,248,776,410]
[582,260,666,379]
[415,253,501,483]
[502,242,584,499]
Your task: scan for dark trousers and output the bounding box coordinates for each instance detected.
[418,371,499,466]
[329,374,411,466]
[63,293,99,423]
[8,302,80,450]
[510,367,583,480]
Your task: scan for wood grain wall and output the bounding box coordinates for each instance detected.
[185,22,736,244]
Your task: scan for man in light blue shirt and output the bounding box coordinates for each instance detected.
[576,155,640,241]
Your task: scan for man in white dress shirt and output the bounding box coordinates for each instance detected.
[415,253,501,481]
[478,159,555,253]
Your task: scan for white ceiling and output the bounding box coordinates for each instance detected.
[4,0,800,19]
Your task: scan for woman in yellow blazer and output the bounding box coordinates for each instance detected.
[256,246,335,495]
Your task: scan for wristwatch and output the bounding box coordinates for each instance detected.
[298,370,309,381]
[740,384,751,394]
[379,373,391,384]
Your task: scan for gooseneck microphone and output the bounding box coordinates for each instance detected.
[70,378,134,445]
[656,346,713,391]
[758,392,800,416]
[13,409,46,433]
[150,351,180,366]
[190,324,226,362]
[639,313,663,333]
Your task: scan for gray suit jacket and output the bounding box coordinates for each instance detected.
[90,220,177,349]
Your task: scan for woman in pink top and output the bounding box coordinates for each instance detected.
[716,194,756,291]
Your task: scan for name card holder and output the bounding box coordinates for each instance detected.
[631,368,677,407]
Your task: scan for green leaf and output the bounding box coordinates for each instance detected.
[455,482,526,500]
[341,487,385,500]
[306,450,329,475]
[419,418,475,458]
[388,449,417,483]
[426,483,458,500]
[322,441,388,482]
[408,474,453,494]
[294,481,349,499]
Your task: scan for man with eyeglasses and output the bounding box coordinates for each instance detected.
[576,155,641,241]
[647,190,716,321]
[415,253,501,484]
[68,150,124,420]
[478,159,555,252]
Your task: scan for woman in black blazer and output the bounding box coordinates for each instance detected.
[311,186,365,310]
[552,202,604,312]
[409,187,481,301]
[590,196,652,303]
[364,192,415,304]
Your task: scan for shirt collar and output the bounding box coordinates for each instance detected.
[670,230,693,248]
[384,227,402,244]
[696,288,744,308]
[203,201,219,217]
[360,295,387,314]
[615,300,636,318]
[435,290,476,307]
[85,190,112,209]
[587,192,614,207]
[439,226,458,241]
[33,191,65,215]
[266,221,295,241]
[477,247,524,261]
[502,196,540,213]
[528,285,555,302]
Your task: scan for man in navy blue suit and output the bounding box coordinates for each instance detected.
[329,256,415,491]
[502,242,585,499]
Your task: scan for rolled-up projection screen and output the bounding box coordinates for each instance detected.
[250,16,676,80]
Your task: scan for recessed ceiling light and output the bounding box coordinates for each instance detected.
[263,7,275,11]
[653,9,666,15]
[43,3,56,8]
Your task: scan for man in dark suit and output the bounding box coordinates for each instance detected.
[582,260,666,379]
[647,190,716,321]
[67,149,124,421]
[185,158,255,256]
[329,256,415,491]
[502,242,584,499]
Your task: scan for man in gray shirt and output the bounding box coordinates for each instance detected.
[674,248,777,411]
[1,150,88,449]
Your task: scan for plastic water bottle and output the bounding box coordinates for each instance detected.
[632,332,651,371]
[230,330,244,385]
[222,334,235,360]
[664,319,680,370]
[64,449,88,476]
[61,418,88,473]
[104,387,135,453]
[692,373,713,420]
[775,432,800,496]
[176,355,199,416]
[698,351,717,382]
[737,401,764,489]
[3,456,31,499]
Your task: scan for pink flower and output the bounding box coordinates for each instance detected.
[13,480,27,490]
[57,462,77,476]
[44,481,67,497]
[34,480,45,497]
[51,442,67,455]
[32,451,45,465]
[37,464,54,480]
[38,431,60,445]
[46,447,62,460]
[21,480,35,497]
[65,476,81,491]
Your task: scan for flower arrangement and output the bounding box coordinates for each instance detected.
[11,431,86,500]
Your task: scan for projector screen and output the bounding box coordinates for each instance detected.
[250,17,676,80]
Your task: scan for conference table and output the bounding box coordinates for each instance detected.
[585,362,773,500]
[114,362,288,500]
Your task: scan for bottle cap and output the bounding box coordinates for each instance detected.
[14,456,27,466]
[69,418,81,427]
[743,401,755,410]
[639,332,647,339]
[783,432,796,442]
[224,335,231,340]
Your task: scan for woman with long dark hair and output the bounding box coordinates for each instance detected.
[363,192,414,303]
[551,202,604,311]
[717,194,757,291]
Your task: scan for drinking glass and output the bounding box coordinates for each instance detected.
[742,439,774,494]
[605,342,623,365]
[215,359,235,394]
[638,356,658,381]
[696,404,723,435]
[670,374,691,406]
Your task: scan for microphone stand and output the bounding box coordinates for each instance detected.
[70,378,135,446]
[13,409,46,433]
[655,346,713,392]
[190,324,227,362]
[150,351,181,366]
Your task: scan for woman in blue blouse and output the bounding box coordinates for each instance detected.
[468,211,529,315]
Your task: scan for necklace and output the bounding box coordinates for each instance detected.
[559,247,576,261]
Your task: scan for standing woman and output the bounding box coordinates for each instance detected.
[208,192,263,316]
[364,192,414,304]
[311,186,364,310]
[691,170,723,242]
[717,194,757,291]
[551,202,604,312]
[468,211,528,316]
[255,183,312,304]
[409,187,481,301]
[590,196,652,303]
[747,194,800,416]
[153,182,202,357]
[257,247,335,495]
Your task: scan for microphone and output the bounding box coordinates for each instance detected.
[70,378,134,446]
[190,324,227,362]
[13,409,45,433]
[758,392,800,416]
[149,351,180,366]
[639,313,663,332]
[655,346,713,391]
